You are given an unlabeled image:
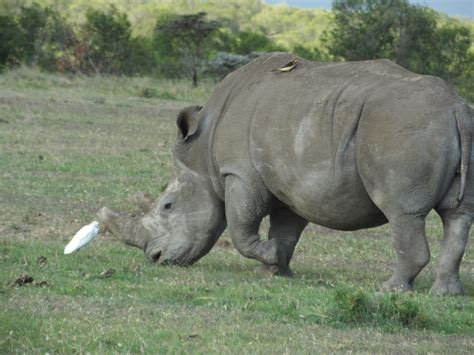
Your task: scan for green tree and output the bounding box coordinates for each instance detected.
[293,44,329,61]
[36,8,77,72]
[394,4,439,74]
[155,12,220,87]
[83,5,132,74]
[152,12,184,79]
[433,23,473,101]
[127,35,159,76]
[216,30,285,55]
[432,23,472,80]
[17,2,50,63]
[327,0,402,61]
[1,3,77,72]
[326,0,473,101]
[0,15,20,68]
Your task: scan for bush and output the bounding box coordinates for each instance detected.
[0,3,79,73]
[17,3,50,64]
[1,1,470,100]
[36,10,77,72]
[326,0,473,102]
[377,294,429,328]
[0,15,20,68]
[216,30,286,55]
[293,44,330,61]
[330,287,429,330]
[155,12,221,86]
[82,5,132,74]
[331,288,372,324]
[126,36,158,76]
[207,52,250,79]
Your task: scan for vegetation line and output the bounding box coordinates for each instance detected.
[0,0,472,100]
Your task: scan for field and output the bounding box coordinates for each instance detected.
[0,67,473,353]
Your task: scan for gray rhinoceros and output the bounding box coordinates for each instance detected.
[98,53,473,295]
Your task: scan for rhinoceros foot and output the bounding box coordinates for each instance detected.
[381,276,414,293]
[430,276,464,296]
[254,264,294,277]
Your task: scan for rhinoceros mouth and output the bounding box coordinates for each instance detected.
[145,241,198,266]
[147,248,188,266]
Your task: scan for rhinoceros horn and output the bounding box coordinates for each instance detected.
[97,207,149,250]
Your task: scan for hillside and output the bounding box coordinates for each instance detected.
[6,0,470,52]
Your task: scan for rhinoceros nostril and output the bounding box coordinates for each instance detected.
[151,250,162,263]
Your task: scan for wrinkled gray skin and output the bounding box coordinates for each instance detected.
[98,53,473,295]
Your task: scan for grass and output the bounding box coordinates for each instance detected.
[0,67,473,353]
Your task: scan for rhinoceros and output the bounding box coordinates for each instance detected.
[98,53,473,295]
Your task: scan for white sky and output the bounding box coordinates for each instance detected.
[265,0,473,19]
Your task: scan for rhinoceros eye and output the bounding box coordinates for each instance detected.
[163,202,173,210]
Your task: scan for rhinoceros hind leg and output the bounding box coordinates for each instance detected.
[431,212,471,296]
[382,214,430,292]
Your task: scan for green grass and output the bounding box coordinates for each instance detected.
[0,67,473,353]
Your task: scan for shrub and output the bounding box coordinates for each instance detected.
[326,0,474,102]
[293,44,330,61]
[155,12,221,86]
[331,288,372,324]
[216,30,286,55]
[330,287,429,330]
[126,36,158,76]
[82,5,132,74]
[0,15,20,68]
[207,52,250,80]
[139,87,157,98]
[36,10,78,73]
[17,2,50,64]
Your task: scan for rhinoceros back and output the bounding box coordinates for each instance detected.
[210,53,466,230]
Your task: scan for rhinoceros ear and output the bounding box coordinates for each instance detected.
[177,106,203,141]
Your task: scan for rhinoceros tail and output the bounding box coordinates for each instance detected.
[454,104,472,203]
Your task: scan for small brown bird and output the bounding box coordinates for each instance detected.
[272,59,299,73]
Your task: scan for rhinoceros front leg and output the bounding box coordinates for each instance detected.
[431,212,471,295]
[255,208,308,277]
[383,214,430,292]
[224,176,280,268]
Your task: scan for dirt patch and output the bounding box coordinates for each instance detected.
[14,274,34,286]
[12,274,51,288]
[99,268,116,278]
[215,239,232,249]
[0,206,86,242]
[37,255,47,265]
[34,280,52,287]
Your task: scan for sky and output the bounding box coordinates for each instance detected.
[265,0,473,19]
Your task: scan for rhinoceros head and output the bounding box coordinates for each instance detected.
[98,106,226,265]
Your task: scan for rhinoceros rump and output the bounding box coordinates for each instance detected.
[98,53,473,295]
